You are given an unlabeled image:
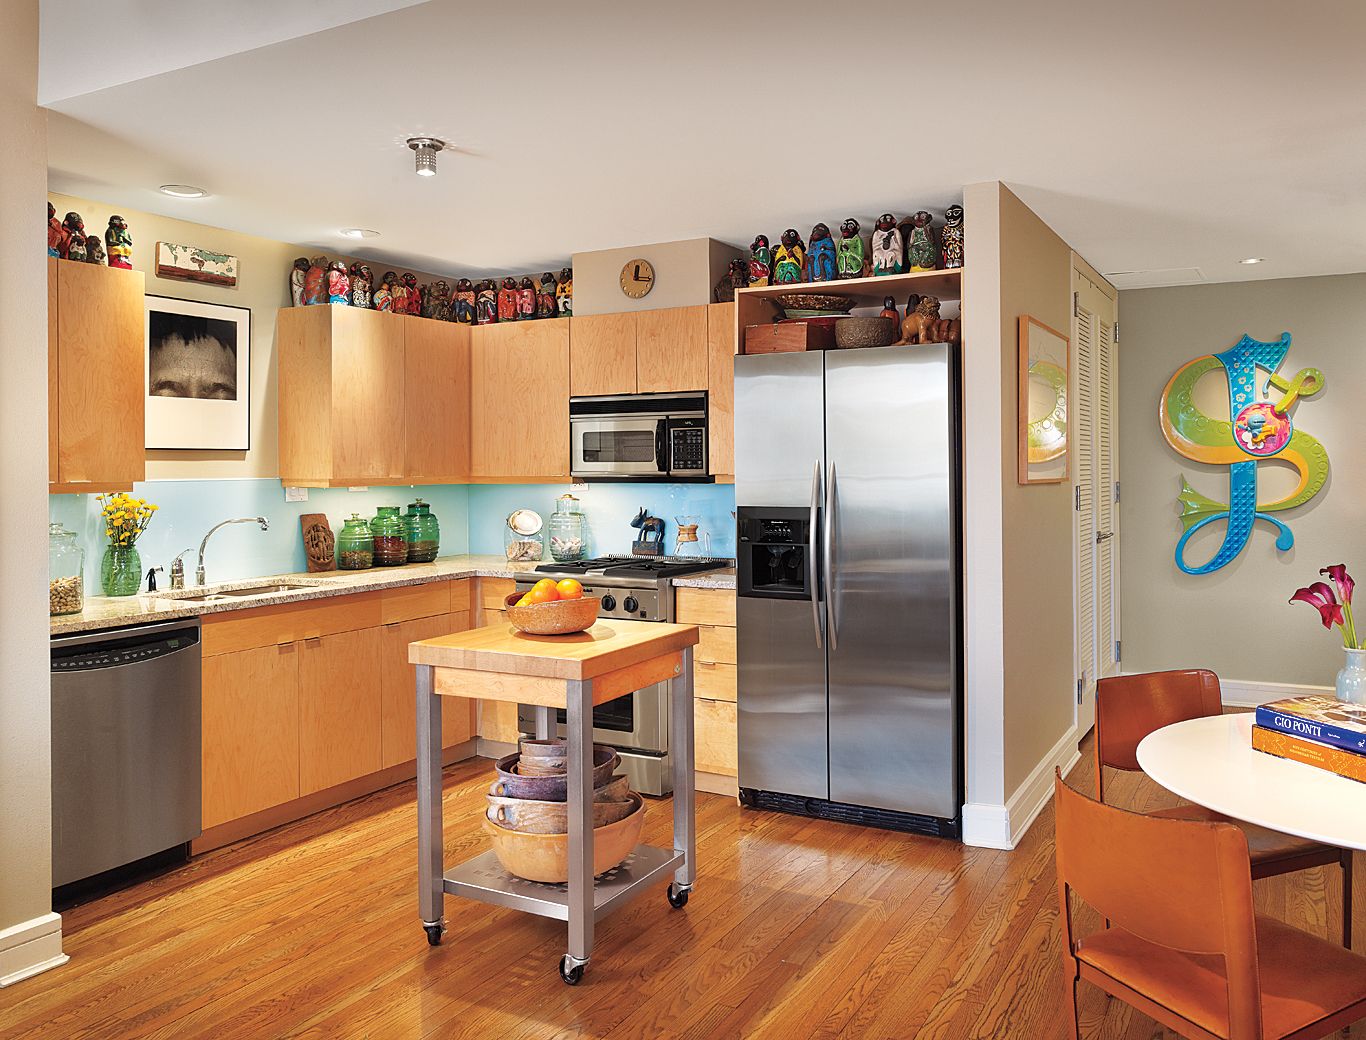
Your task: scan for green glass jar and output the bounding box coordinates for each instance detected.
[370,505,408,566]
[337,514,374,570]
[404,498,440,563]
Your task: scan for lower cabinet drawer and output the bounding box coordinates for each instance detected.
[694,697,737,777]
[695,660,736,702]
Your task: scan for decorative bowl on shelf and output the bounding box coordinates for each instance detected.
[835,316,898,349]
[483,793,646,882]
[504,592,600,635]
[493,747,619,800]
[774,292,855,315]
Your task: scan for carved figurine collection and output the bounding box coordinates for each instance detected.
[516,276,537,320]
[348,262,373,309]
[84,234,106,265]
[807,223,837,282]
[556,267,573,316]
[373,271,395,312]
[748,235,772,287]
[63,213,88,262]
[454,278,476,323]
[871,213,904,276]
[713,258,750,304]
[290,257,309,306]
[940,204,964,269]
[836,218,867,278]
[476,279,497,324]
[47,203,64,257]
[772,229,807,284]
[536,273,557,318]
[905,211,937,272]
[105,216,133,269]
[497,277,518,322]
[326,260,350,304]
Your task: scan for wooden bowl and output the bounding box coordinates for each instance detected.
[835,316,897,349]
[774,292,855,314]
[519,737,568,762]
[486,793,638,834]
[483,794,645,882]
[504,592,600,635]
[493,748,619,800]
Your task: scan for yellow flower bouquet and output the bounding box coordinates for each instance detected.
[96,492,158,596]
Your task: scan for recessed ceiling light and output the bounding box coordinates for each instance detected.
[406,137,446,177]
[339,228,380,239]
[159,184,208,198]
[1238,257,1267,265]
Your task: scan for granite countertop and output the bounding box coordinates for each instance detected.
[672,568,735,590]
[50,555,540,636]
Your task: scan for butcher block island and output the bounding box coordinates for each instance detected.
[409,617,700,985]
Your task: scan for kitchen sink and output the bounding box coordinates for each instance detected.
[217,583,319,597]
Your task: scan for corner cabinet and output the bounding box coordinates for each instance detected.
[48,259,146,493]
[470,318,571,482]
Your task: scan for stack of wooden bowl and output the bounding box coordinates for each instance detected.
[484,739,646,883]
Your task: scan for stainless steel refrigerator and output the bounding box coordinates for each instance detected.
[734,343,961,838]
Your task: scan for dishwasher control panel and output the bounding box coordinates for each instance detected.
[52,631,200,671]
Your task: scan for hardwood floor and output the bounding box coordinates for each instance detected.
[1,741,1359,1040]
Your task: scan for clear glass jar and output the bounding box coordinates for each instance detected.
[548,494,587,562]
[505,509,544,562]
[370,505,408,566]
[49,521,84,615]
[337,514,374,569]
[404,499,440,563]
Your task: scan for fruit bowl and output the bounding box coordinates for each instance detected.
[504,591,600,635]
[483,793,645,882]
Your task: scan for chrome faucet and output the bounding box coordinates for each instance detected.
[197,517,270,586]
[169,548,194,590]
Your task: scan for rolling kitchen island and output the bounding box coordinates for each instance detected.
[410,618,699,984]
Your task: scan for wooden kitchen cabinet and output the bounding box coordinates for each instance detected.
[403,316,470,482]
[635,305,708,393]
[201,642,301,830]
[379,610,475,768]
[707,302,736,479]
[470,318,570,481]
[677,586,738,782]
[298,628,382,795]
[569,312,636,397]
[49,259,146,492]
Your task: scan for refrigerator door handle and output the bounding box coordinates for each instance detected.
[808,461,823,649]
[824,461,838,650]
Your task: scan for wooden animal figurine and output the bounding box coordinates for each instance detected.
[84,234,106,265]
[290,257,309,306]
[900,295,960,345]
[303,257,328,305]
[327,261,350,304]
[47,202,66,257]
[62,213,87,262]
[348,262,372,308]
[104,215,133,269]
[373,271,396,312]
[836,218,867,279]
[555,267,573,316]
[536,273,557,318]
[476,279,499,324]
[871,214,904,276]
[400,273,421,315]
[771,229,806,284]
[713,258,749,303]
[940,204,964,269]
[807,223,837,282]
[748,235,772,286]
[906,210,937,272]
[517,276,537,319]
[454,278,476,323]
[497,277,519,322]
[879,296,899,324]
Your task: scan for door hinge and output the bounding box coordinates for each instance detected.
[1075,485,1082,511]
[1114,639,1122,663]
[1073,291,1079,317]
[1114,321,1119,343]
[1076,677,1084,704]
[1113,481,1120,502]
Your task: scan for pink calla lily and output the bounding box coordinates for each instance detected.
[1289,581,1345,630]
[1321,564,1355,607]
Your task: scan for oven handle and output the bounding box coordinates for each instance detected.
[809,461,823,649]
[655,418,668,474]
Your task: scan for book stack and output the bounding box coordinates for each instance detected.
[1253,695,1366,784]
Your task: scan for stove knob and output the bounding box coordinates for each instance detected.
[600,594,616,612]
[623,595,639,614]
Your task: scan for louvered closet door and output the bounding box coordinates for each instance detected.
[1073,264,1120,735]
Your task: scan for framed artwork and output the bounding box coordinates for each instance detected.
[1018,314,1069,484]
[145,295,251,450]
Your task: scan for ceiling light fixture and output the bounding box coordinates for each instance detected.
[1238,257,1266,265]
[339,228,380,239]
[406,137,446,177]
[159,184,208,198]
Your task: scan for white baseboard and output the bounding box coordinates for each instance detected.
[0,912,67,988]
[1219,677,1333,709]
[962,725,1080,850]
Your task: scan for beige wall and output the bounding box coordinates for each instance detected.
[572,237,742,315]
[1120,274,1366,687]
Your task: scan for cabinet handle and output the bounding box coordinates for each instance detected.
[305,636,321,647]
[698,659,717,667]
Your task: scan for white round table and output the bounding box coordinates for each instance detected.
[1136,712,1366,852]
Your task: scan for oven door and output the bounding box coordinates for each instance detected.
[518,680,669,753]
[570,416,666,479]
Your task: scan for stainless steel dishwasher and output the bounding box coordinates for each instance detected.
[51,619,202,889]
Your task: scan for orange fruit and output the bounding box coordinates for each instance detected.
[556,578,584,600]
[528,582,560,604]
[516,593,533,606]
[532,578,559,595]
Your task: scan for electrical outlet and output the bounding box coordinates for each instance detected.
[284,486,308,503]
[347,486,369,492]
[570,483,590,492]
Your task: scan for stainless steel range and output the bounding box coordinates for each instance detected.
[515,554,729,796]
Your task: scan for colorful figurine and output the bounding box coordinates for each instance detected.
[373,271,396,312]
[713,258,749,303]
[555,267,573,317]
[871,213,904,276]
[940,204,964,269]
[327,261,350,304]
[62,213,87,262]
[400,273,421,315]
[454,278,476,324]
[906,210,937,272]
[476,279,498,324]
[497,277,519,322]
[47,202,66,257]
[290,257,309,306]
[389,273,411,315]
[748,234,772,286]
[105,215,133,269]
[418,281,434,319]
[836,218,867,279]
[84,234,106,265]
[516,276,537,319]
[536,273,558,318]
[303,256,328,305]
[771,228,806,284]
[432,279,453,321]
[348,262,372,309]
[879,296,899,324]
[807,223,837,282]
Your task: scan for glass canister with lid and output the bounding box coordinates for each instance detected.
[337,514,375,570]
[49,521,85,615]
[370,505,408,566]
[404,498,440,563]
[548,494,587,562]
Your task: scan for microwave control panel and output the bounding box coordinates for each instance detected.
[669,420,706,472]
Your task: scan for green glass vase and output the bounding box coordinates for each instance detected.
[100,544,142,597]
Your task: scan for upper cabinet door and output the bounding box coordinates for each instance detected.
[470,318,571,481]
[330,308,406,483]
[570,312,637,397]
[55,262,145,487]
[707,302,736,479]
[636,305,708,393]
[48,259,59,482]
[403,316,469,482]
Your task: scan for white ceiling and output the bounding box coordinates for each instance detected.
[42,0,1366,286]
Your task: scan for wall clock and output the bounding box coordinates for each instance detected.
[620,258,655,299]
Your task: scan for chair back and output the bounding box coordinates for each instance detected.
[1053,772,1261,1037]
[1094,669,1222,798]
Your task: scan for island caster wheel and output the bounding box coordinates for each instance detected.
[423,923,444,947]
[559,955,585,986]
[667,883,690,909]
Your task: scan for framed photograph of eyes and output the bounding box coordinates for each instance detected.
[1018,314,1069,484]
[144,295,251,450]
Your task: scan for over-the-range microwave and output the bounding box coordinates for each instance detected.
[569,391,711,481]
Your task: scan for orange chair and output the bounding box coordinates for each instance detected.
[1095,669,1352,948]
[1054,771,1366,1039]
